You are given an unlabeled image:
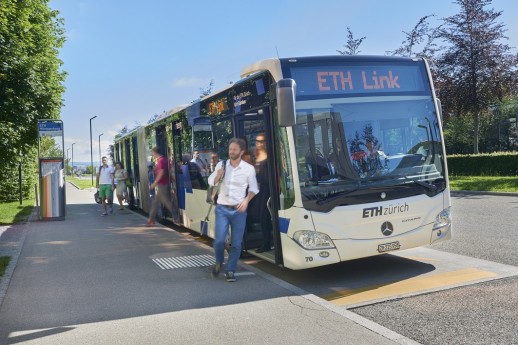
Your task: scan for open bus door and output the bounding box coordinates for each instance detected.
[236,107,283,266]
[170,120,184,225]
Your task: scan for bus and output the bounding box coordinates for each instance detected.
[114,55,452,270]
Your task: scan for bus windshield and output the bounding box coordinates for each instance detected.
[293,95,447,211]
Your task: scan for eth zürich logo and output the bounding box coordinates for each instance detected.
[381,221,394,236]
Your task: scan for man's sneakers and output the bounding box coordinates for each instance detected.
[225,271,236,282]
[211,263,221,278]
[101,212,108,216]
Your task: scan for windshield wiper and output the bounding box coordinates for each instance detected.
[401,177,437,192]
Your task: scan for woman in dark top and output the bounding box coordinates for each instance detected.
[251,133,271,253]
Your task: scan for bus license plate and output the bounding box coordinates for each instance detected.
[378,241,401,253]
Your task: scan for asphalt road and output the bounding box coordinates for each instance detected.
[352,193,518,345]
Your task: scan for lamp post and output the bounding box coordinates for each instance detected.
[71,143,76,176]
[98,133,104,164]
[89,116,97,185]
[66,148,70,175]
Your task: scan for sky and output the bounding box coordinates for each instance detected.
[49,0,518,163]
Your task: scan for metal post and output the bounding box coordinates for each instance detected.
[90,116,97,185]
[72,142,76,176]
[98,133,104,164]
[66,148,70,175]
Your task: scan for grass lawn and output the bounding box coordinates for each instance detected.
[67,176,95,190]
[449,175,518,192]
[0,256,10,278]
[0,198,35,225]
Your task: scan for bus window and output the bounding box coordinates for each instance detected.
[212,119,233,161]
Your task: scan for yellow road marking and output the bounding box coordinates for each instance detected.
[323,268,497,306]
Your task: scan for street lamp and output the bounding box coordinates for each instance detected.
[90,116,97,185]
[66,148,70,175]
[71,143,76,176]
[98,133,104,164]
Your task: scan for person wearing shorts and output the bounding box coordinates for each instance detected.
[96,156,115,216]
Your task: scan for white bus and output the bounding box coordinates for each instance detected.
[114,55,451,270]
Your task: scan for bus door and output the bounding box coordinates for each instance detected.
[170,120,184,224]
[235,107,283,265]
[123,138,137,209]
[154,124,174,220]
[131,135,140,208]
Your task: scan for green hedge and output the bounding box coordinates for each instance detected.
[447,152,518,176]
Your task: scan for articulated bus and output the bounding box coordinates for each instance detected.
[114,55,451,270]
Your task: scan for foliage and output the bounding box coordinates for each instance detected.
[39,135,63,157]
[199,80,214,98]
[436,0,518,153]
[447,151,518,175]
[387,15,442,67]
[444,100,518,153]
[0,198,35,224]
[0,147,38,202]
[337,27,366,55]
[0,0,66,201]
[0,256,10,278]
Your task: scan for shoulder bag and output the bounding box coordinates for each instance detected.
[206,160,226,205]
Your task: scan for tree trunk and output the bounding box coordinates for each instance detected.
[473,112,480,154]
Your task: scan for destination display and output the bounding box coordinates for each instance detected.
[289,64,427,97]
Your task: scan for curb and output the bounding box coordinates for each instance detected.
[0,208,37,309]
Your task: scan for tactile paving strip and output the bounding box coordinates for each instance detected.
[152,254,215,269]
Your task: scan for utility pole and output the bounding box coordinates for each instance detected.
[90,116,97,185]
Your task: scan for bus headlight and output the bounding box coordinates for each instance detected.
[293,231,335,250]
[433,207,451,229]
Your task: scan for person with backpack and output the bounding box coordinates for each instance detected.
[95,156,115,216]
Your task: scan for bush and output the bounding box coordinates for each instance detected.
[447,152,518,176]
[0,149,38,202]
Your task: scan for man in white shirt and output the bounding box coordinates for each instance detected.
[208,138,258,282]
[191,150,209,177]
[96,156,115,216]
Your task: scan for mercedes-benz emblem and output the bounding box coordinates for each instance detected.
[381,221,394,236]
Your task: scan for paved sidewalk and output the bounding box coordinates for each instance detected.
[0,183,414,345]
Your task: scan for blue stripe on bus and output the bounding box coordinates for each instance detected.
[279,217,290,233]
[178,172,186,209]
[181,165,193,193]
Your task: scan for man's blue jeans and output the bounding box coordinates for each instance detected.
[214,205,247,273]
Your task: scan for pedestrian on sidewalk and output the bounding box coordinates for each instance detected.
[147,147,174,226]
[208,138,258,282]
[96,156,115,216]
[114,162,129,210]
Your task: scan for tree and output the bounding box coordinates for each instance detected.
[200,79,214,98]
[436,0,518,153]
[388,15,442,66]
[0,0,66,201]
[337,27,366,55]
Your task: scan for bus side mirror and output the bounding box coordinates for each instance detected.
[276,79,296,127]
